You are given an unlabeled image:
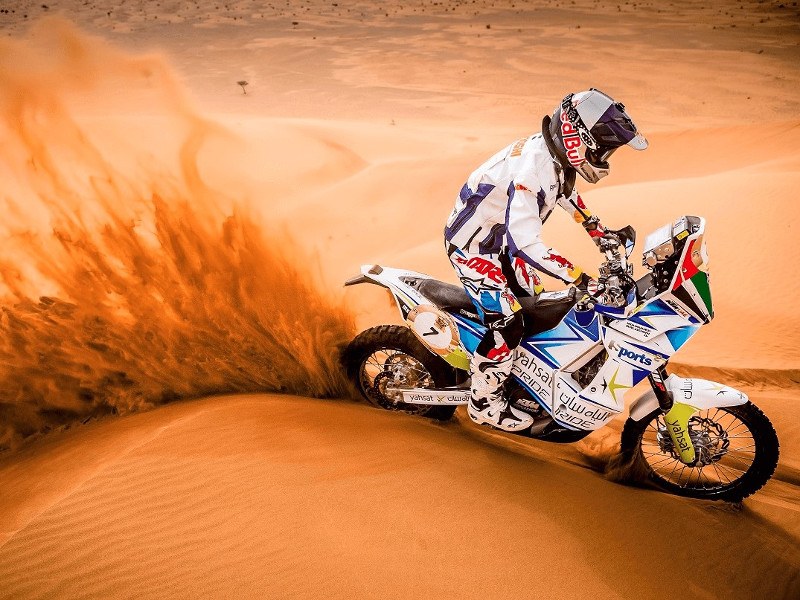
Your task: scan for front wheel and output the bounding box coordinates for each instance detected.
[343,325,458,421]
[620,402,779,502]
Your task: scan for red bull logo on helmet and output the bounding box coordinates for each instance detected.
[560,111,586,169]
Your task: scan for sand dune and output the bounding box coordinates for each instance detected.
[1,394,799,599]
[1,1,799,599]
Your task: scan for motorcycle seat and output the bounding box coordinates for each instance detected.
[413,278,578,333]
[414,279,475,313]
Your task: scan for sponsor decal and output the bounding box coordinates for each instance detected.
[553,391,616,429]
[512,348,553,404]
[555,375,618,428]
[398,299,412,319]
[513,257,543,293]
[608,339,655,366]
[606,366,630,404]
[620,321,655,339]
[407,305,462,357]
[514,398,541,411]
[667,416,692,456]
[680,378,693,400]
[664,298,691,320]
[541,289,572,301]
[619,347,652,366]
[487,342,512,361]
[500,288,522,312]
[560,110,586,169]
[455,256,506,284]
[514,183,531,192]
[650,370,667,392]
[509,137,527,157]
[404,392,470,405]
[543,250,574,271]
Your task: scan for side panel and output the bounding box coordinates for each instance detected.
[552,374,619,430]
[511,345,556,412]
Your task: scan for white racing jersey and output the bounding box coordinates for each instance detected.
[444,134,592,283]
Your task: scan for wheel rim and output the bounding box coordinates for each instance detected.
[358,348,435,414]
[640,407,757,493]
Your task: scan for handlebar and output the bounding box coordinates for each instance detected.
[579,226,637,309]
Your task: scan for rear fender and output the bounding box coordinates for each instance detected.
[344,264,432,317]
[345,264,471,371]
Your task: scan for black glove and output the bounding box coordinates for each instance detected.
[574,272,597,296]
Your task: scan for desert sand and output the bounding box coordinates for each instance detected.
[0,1,799,598]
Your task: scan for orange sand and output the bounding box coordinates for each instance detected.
[1,1,799,598]
[1,394,799,599]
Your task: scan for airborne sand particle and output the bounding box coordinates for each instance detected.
[0,18,354,451]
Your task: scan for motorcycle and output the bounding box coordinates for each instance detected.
[342,215,779,502]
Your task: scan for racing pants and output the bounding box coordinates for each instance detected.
[447,246,542,405]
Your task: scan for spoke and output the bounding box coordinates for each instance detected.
[723,422,748,435]
[667,457,683,481]
[698,467,715,489]
[676,464,690,487]
[646,455,676,468]
[716,462,747,481]
[710,461,733,485]
[726,449,756,457]
[642,442,661,451]
[653,460,681,478]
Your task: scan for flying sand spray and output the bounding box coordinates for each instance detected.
[0,19,354,450]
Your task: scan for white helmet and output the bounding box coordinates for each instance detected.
[543,89,648,183]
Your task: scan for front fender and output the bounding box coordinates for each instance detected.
[628,375,749,465]
[629,375,749,421]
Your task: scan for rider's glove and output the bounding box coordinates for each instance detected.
[574,272,597,296]
[582,215,606,247]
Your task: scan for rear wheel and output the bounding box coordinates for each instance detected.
[343,325,458,421]
[620,402,779,501]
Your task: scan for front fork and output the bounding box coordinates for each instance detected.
[648,364,697,465]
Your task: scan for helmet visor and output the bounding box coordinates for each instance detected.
[593,104,648,151]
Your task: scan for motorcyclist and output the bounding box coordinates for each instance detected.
[444,89,648,432]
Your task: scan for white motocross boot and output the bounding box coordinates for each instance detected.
[468,343,533,432]
[468,393,534,432]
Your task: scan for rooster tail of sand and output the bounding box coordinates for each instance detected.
[0,19,355,451]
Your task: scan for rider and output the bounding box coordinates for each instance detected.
[444,89,648,432]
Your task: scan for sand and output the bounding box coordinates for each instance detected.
[1,1,799,598]
[1,394,799,599]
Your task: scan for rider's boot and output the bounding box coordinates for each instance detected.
[468,344,533,432]
[468,392,534,432]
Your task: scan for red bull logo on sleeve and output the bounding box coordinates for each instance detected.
[543,251,574,271]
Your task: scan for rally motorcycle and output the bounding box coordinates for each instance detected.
[343,216,779,502]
